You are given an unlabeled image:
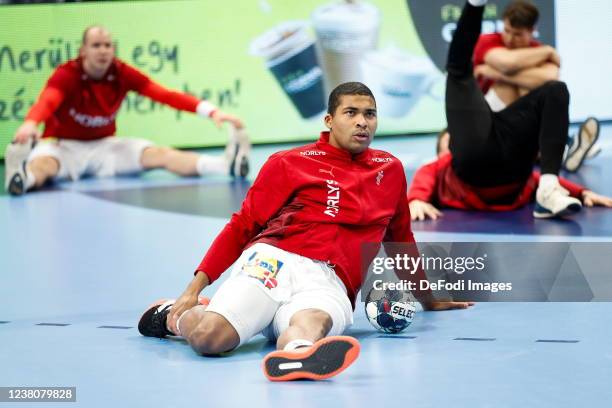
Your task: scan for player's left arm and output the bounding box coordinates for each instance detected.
[484,45,558,75]
[384,168,474,311]
[124,61,244,129]
[475,62,559,91]
[138,80,244,129]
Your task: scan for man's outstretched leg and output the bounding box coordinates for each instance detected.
[263,309,360,381]
[140,125,250,178]
[138,297,241,354]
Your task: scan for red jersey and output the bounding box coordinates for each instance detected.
[196,132,416,304]
[473,33,541,93]
[25,58,201,140]
[407,153,585,211]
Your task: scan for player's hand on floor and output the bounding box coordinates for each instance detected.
[409,200,442,221]
[211,110,244,130]
[13,120,40,144]
[582,190,612,208]
[167,292,199,335]
[421,300,475,311]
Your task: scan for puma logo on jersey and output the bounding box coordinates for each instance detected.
[319,168,335,177]
[324,179,340,218]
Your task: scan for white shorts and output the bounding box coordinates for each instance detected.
[206,243,354,347]
[28,137,153,181]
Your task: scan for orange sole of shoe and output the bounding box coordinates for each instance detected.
[262,335,360,381]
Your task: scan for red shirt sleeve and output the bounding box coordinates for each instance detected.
[25,87,65,123]
[25,65,74,123]
[473,33,505,66]
[195,152,294,283]
[384,171,415,244]
[122,63,199,112]
[138,80,200,112]
[383,170,433,302]
[407,158,440,203]
[473,34,506,93]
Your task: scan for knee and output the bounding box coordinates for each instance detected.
[29,156,58,177]
[187,313,239,355]
[141,146,176,169]
[542,80,569,103]
[143,146,173,160]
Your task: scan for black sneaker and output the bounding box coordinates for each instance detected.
[226,126,250,178]
[4,141,33,195]
[138,299,175,338]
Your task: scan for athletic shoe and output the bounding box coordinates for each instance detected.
[138,297,210,338]
[225,125,250,178]
[534,184,582,219]
[4,141,33,196]
[586,144,602,160]
[563,117,600,173]
[262,336,360,381]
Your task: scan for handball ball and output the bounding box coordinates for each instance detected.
[365,288,416,333]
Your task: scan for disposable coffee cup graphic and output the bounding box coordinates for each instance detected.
[362,48,442,118]
[250,21,326,119]
[311,1,380,95]
[406,0,556,71]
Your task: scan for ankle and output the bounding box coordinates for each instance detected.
[283,339,314,351]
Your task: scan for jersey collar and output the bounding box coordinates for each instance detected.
[316,131,372,162]
[77,57,119,82]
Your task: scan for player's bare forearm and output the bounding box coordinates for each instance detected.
[485,45,556,75]
[499,63,560,90]
[183,271,210,296]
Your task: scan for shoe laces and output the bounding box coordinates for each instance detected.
[151,305,171,338]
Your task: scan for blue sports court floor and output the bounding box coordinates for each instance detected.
[1,123,611,407]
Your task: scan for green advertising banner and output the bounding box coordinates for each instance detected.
[0,0,446,158]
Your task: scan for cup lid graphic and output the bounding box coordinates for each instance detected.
[311,1,380,33]
[250,20,311,60]
[364,47,436,74]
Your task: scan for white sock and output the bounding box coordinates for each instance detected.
[25,166,36,190]
[196,154,228,176]
[468,0,487,6]
[539,174,560,191]
[284,339,314,351]
[174,309,192,337]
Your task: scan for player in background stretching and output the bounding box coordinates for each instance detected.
[5,25,249,196]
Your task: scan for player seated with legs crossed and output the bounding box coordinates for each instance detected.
[473,0,600,171]
[5,25,249,196]
[408,0,612,221]
[138,82,473,381]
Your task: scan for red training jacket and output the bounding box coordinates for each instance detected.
[407,153,585,211]
[196,132,416,305]
[26,58,202,140]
